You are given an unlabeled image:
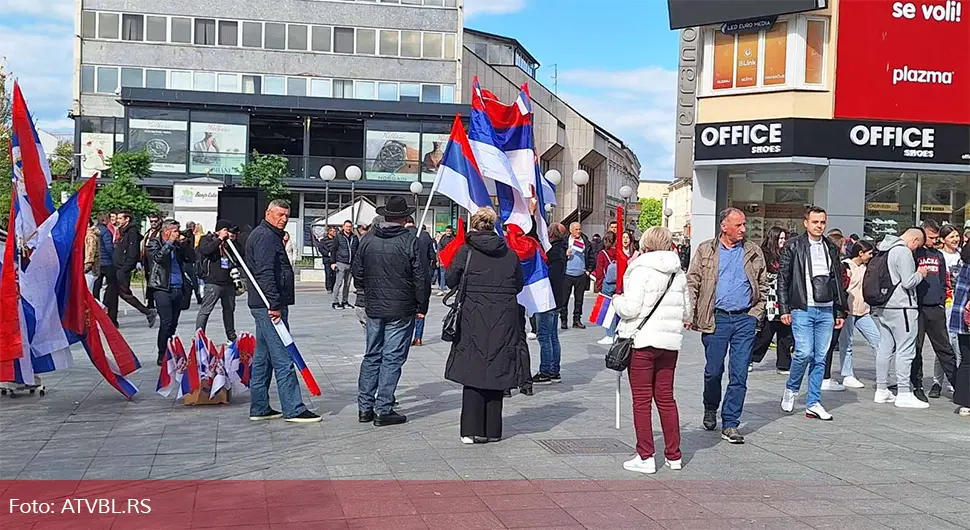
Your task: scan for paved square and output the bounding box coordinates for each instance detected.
[1,286,968,529]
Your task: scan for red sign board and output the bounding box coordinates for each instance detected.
[834,0,970,125]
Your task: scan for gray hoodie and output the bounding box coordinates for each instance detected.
[876,235,923,309]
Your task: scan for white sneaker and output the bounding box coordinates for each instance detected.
[461,437,476,444]
[781,388,797,413]
[806,403,834,421]
[596,336,614,346]
[958,407,970,417]
[665,458,682,471]
[622,455,656,474]
[895,392,930,409]
[842,376,865,389]
[821,379,845,392]
[748,363,753,372]
[527,332,537,341]
[873,389,896,404]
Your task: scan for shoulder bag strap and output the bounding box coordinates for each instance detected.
[456,247,474,306]
[632,274,676,337]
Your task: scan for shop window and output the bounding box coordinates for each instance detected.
[727,176,815,240]
[864,170,917,240]
[919,172,970,228]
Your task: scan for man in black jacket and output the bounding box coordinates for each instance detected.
[104,210,156,328]
[195,220,239,342]
[331,221,359,309]
[244,200,321,423]
[778,206,848,421]
[352,196,428,426]
[406,218,437,346]
[533,222,569,384]
[914,219,959,401]
[146,220,189,365]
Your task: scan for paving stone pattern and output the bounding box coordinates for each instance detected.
[1,287,968,529]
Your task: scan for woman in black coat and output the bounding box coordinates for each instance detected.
[445,207,526,444]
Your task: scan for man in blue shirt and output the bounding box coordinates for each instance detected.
[686,208,767,444]
[560,222,595,330]
[146,220,189,366]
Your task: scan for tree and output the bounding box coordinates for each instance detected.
[50,180,82,208]
[239,152,290,202]
[638,198,663,232]
[48,140,74,178]
[93,151,158,221]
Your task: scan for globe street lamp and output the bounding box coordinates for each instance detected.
[618,184,634,230]
[319,165,336,239]
[544,169,562,186]
[346,165,362,225]
[409,181,424,227]
[664,207,673,228]
[572,169,589,224]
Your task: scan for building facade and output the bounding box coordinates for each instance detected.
[673,0,970,246]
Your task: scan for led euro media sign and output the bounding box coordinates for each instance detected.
[667,0,826,30]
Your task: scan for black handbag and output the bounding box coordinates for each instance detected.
[605,274,675,372]
[441,249,473,343]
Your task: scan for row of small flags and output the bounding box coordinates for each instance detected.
[156,330,256,399]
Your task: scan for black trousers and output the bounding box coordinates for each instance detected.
[325,264,336,292]
[93,266,112,301]
[104,267,151,325]
[559,274,588,324]
[752,320,793,370]
[954,335,970,408]
[913,305,959,390]
[194,283,237,341]
[824,326,843,380]
[461,386,504,439]
[154,287,183,360]
[146,286,156,310]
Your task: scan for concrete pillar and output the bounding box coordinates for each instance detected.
[814,163,866,237]
[691,166,721,246]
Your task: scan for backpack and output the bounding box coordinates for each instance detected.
[602,251,618,296]
[862,251,896,307]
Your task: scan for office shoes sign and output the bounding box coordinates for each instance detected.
[835,0,970,125]
[695,119,970,164]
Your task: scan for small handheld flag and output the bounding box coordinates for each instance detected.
[588,294,618,328]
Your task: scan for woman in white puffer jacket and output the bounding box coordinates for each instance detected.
[612,226,692,475]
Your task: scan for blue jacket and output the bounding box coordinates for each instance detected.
[97,223,114,267]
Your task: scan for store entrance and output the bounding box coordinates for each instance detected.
[728,173,816,243]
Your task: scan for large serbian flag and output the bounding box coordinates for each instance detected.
[10,81,54,247]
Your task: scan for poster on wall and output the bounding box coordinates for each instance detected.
[366,131,421,181]
[79,133,113,180]
[434,211,451,236]
[762,21,788,85]
[420,133,449,183]
[735,32,759,88]
[129,118,188,173]
[834,0,970,125]
[712,32,735,90]
[189,122,248,175]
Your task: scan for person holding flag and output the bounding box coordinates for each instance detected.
[532,222,568,385]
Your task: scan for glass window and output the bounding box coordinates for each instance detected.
[171,17,192,43]
[441,85,455,103]
[400,83,420,102]
[402,0,422,4]
[288,24,308,50]
[242,22,262,47]
[334,27,354,53]
[356,28,376,55]
[121,14,144,41]
[194,72,216,91]
[421,84,441,103]
[734,32,759,88]
[218,73,239,92]
[762,22,788,86]
[80,65,95,93]
[444,0,457,6]
[265,23,286,50]
[919,172,970,227]
[146,69,166,88]
[805,19,826,84]
[310,78,331,97]
[195,18,216,45]
[355,81,376,99]
[242,75,260,94]
[473,42,487,58]
[96,67,118,93]
[218,21,238,46]
[401,31,420,57]
[120,67,143,88]
[311,26,331,52]
[424,0,443,5]
[287,77,308,96]
[443,34,456,60]
[146,16,167,42]
[264,76,285,95]
[864,170,918,239]
[170,71,192,90]
[97,13,119,39]
[379,30,399,55]
[422,33,443,59]
[81,11,96,38]
[711,31,735,90]
[378,82,398,101]
[333,79,353,98]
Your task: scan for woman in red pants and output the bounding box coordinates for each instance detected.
[612,226,692,474]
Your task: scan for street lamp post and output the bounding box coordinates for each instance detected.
[544,170,562,221]
[664,207,673,228]
[319,165,336,253]
[409,181,424,227]
[345,165,362,225]
[572,169,589,225]
[618,184,634,230]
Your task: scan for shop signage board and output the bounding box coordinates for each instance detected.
[834,0,970,125]
[695,118,970,164]
[721,16,778,34]
[667,0,825,30]
[867,202,901,212]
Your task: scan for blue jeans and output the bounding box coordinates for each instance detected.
[359,316,415,415]
[413,317,425,340]
[702,312,756,429]
[788,307,835,407]
[249,308,308,419]
[438,267,447,291]
[838,314,881,378]
[604,315,619,338]
[536,309,561,375]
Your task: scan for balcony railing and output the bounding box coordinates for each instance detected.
[180,152,441,184]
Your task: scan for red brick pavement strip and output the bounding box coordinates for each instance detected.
[0,479,941,529]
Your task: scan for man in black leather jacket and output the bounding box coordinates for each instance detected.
[777,206,848,421]
[104,210,156,328]
[352,196,428,427]
[146,220,189,365]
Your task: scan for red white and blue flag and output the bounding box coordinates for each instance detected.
[10,82,54,248]
[588,294,618,328]
[428,115,492,214]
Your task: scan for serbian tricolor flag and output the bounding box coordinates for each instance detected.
[506,224,555,316]
[209,343,229,398]
[156,338,181,397]
[276,322,321,396]
[181,339,201,398]
[10,82,54,248]
[0,195,24,382]
[427,116,492,215]
[588,294,617,327]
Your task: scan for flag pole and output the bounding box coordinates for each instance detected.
[418,168,442,230]
[615,372,621,429]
